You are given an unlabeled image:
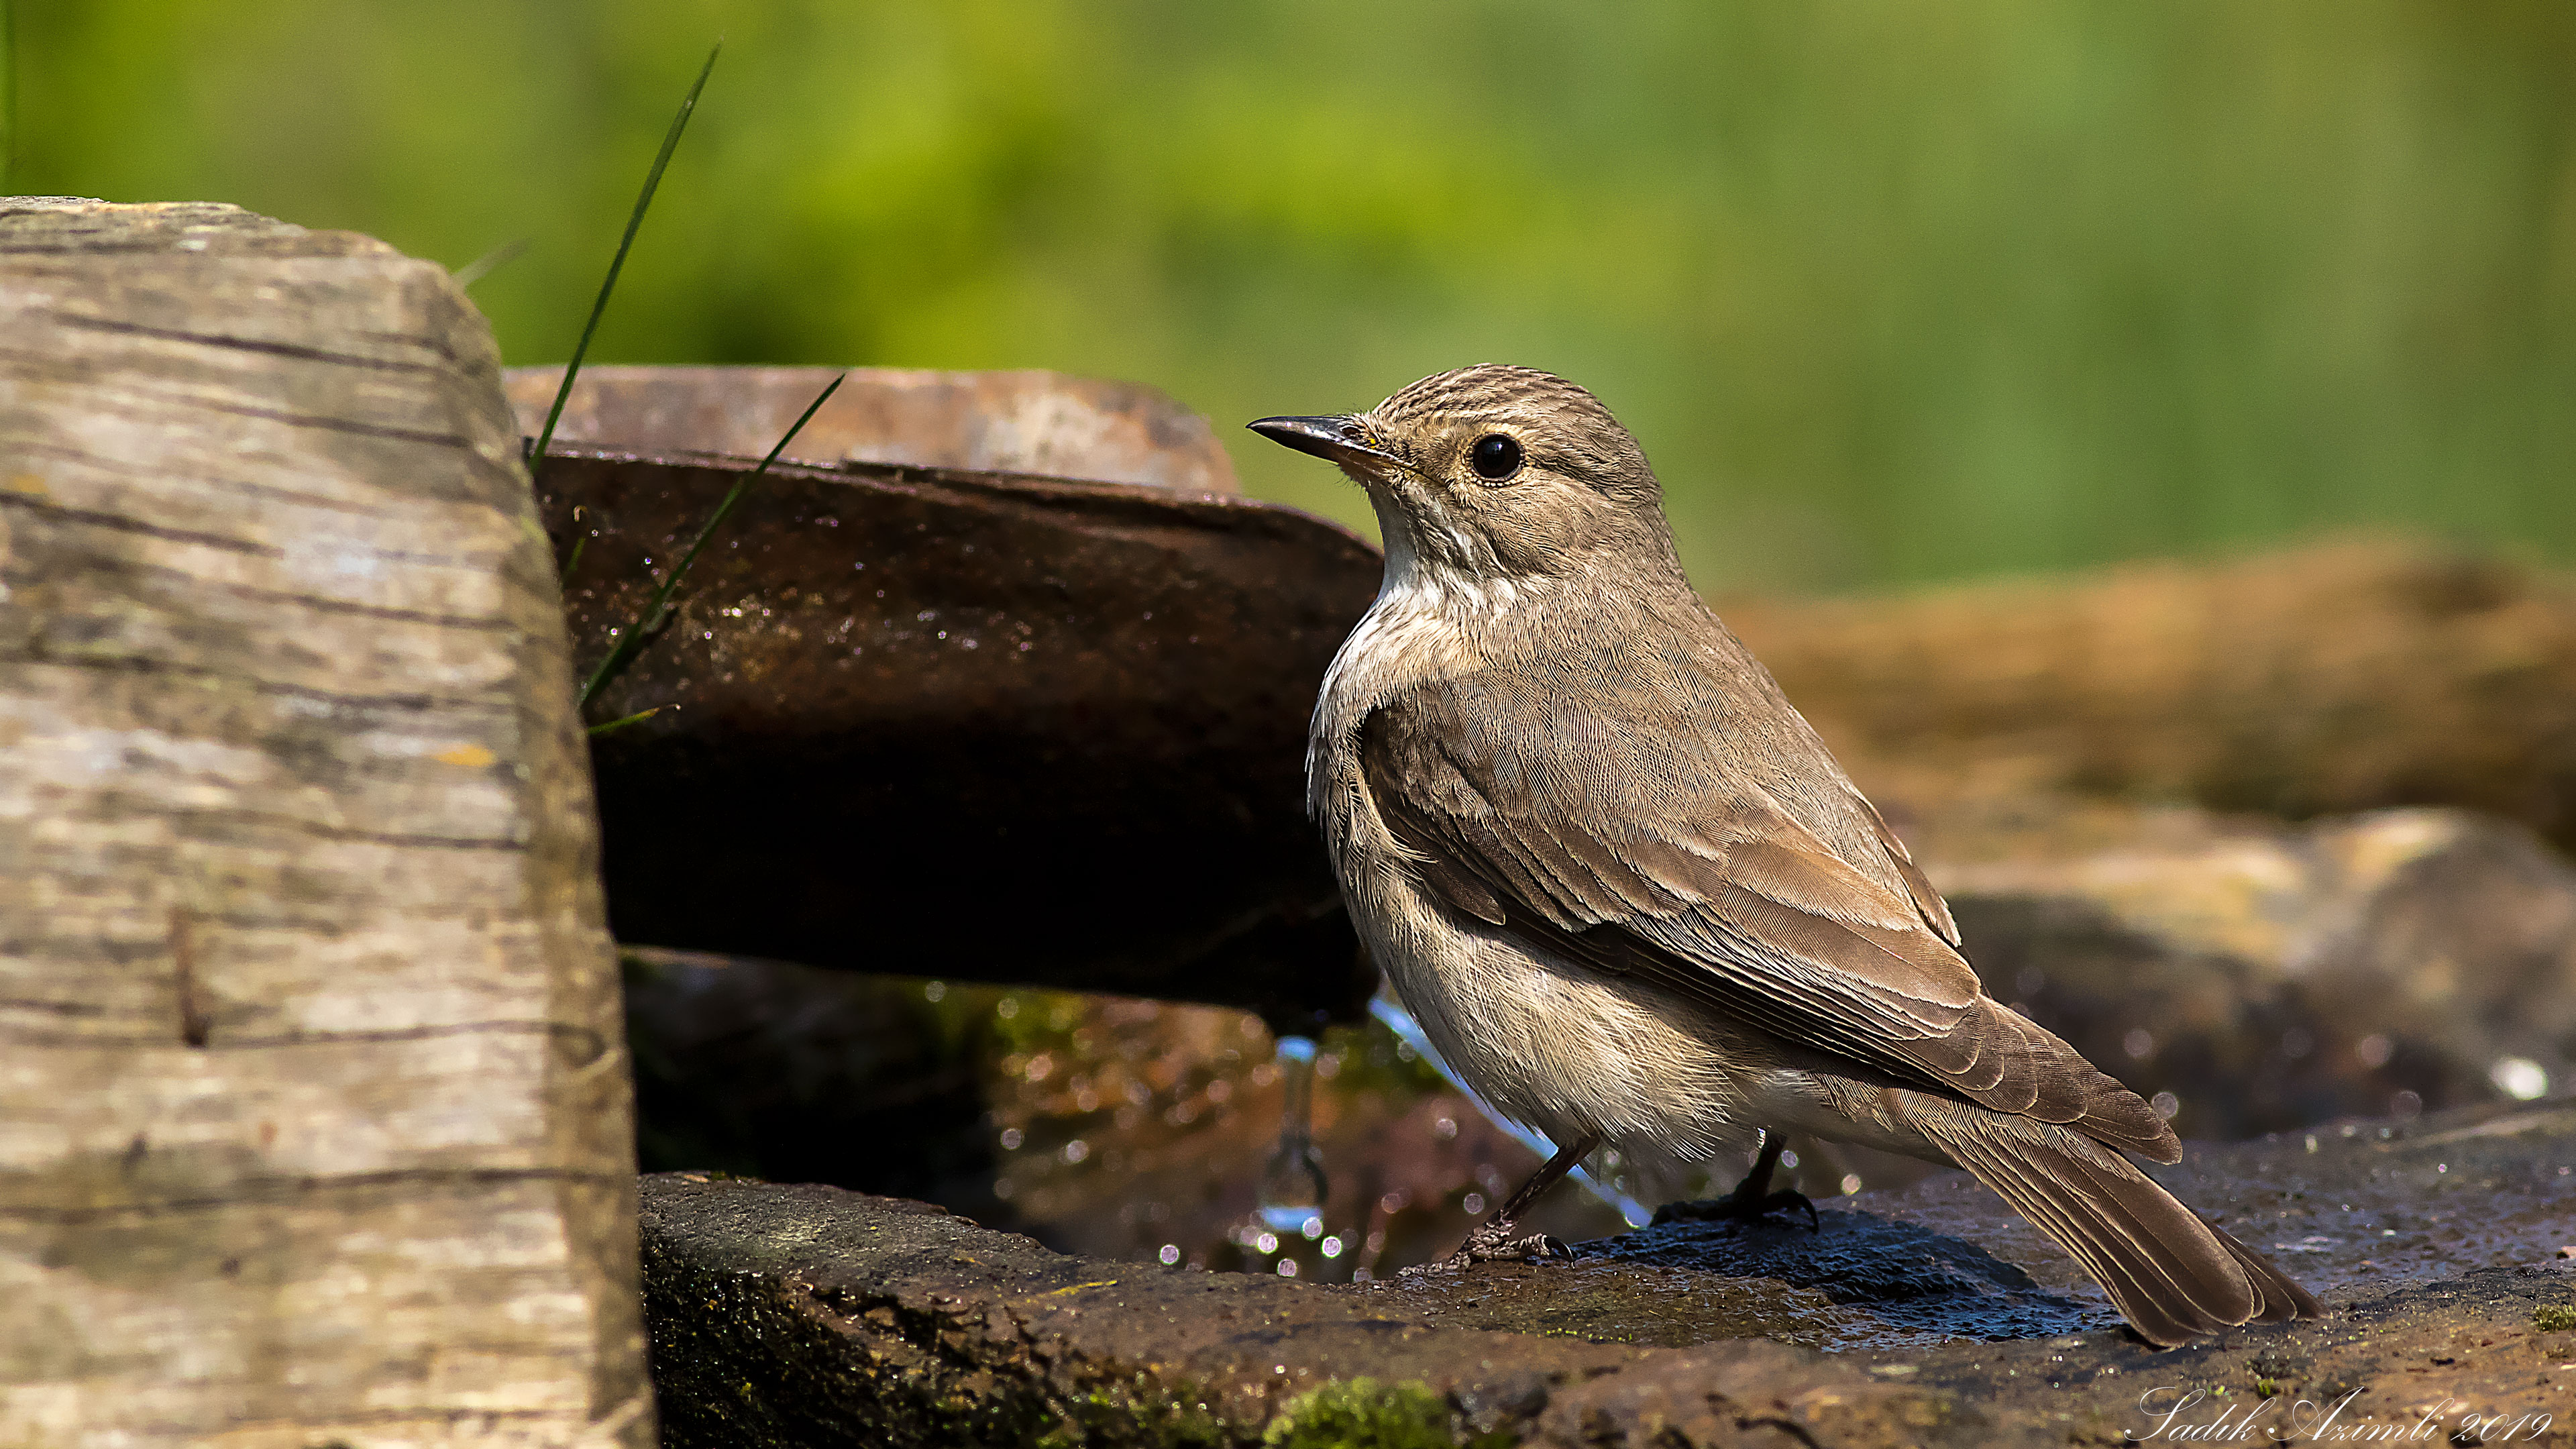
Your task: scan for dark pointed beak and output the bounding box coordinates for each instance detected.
[1246,414,1404,472]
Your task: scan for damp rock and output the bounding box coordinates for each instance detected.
[639,1095,2576,1447]
[1923,803,2576,1142]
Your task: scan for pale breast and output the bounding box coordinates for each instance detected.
[1309,596,1765,1167]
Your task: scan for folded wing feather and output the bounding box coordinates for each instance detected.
[1358,676,2178,1163]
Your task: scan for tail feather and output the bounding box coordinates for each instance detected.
[2214,1224,2324,1324]
[1901,1093,2322,1347]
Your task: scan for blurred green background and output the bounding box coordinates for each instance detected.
[9,1,2572,592]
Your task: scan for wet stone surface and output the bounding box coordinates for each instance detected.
[1925,803,2576,1143]
[1570,1211,2103,1348]
[641,1097,2576,1447]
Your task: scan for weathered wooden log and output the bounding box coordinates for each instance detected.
[0,199,649,1444]
[506,364,1242,492]
[1723,539,2576,848]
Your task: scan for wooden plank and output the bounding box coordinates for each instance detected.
[503,364,1243,492]
[0,199,649,1446]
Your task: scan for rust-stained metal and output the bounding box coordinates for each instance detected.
[541,446,1380,1028]
[508,366,1242,492]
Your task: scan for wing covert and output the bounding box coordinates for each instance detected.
[1356,682,2176,1161]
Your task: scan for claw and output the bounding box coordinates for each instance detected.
[1652,1131,1823,1233]
[1443,1222,1572,1269]
[1654,1187,1819,1232]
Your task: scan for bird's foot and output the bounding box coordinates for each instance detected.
[1654,1185,1820,1234]
[1426,1219,1572,1271]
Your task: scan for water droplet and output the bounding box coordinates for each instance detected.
[2357,1033,2394,1068]
[999,1128,1024,1150]
[1253,1231,1279,1254]
[1840,1174,1863,1195]
[1257,1036,1328,1238]
[922,981,947,1003]
[2124,1028,2155,1060]
[1158,1244,1181,1266]
[2489,1056,2548,1101]
[1275,1258,1298,1277]
[1320,1236,1345,1258]
[2151,1091,2180,1120]
[1062,1139,1089,1165]
[1461,1192,1487,1216]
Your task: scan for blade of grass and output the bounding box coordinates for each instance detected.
[577,372,847,710]
[454,236,531,290]
[558,503,592,584]
[586,705,669,738]
[526,40,720,475]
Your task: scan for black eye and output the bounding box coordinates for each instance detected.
[1468,433,1521,481]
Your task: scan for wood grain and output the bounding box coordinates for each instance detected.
[0,199,648,1446]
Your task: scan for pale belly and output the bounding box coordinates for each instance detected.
[1345,851,1766,1168]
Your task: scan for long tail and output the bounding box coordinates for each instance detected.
[1901,1093,2322,1346]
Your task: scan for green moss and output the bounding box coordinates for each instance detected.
[1262,1379,1465,1449]
[2533,1303,2576,1332]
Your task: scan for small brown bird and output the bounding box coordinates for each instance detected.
[1250,365,2320,1347]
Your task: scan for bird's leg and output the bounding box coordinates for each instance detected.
[1657,1130,1820,1232]
[1440,1134,1601,1269]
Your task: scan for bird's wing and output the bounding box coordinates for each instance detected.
[1358,669,2176,1161]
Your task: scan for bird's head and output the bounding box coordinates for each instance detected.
[1251,365,1683,601]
